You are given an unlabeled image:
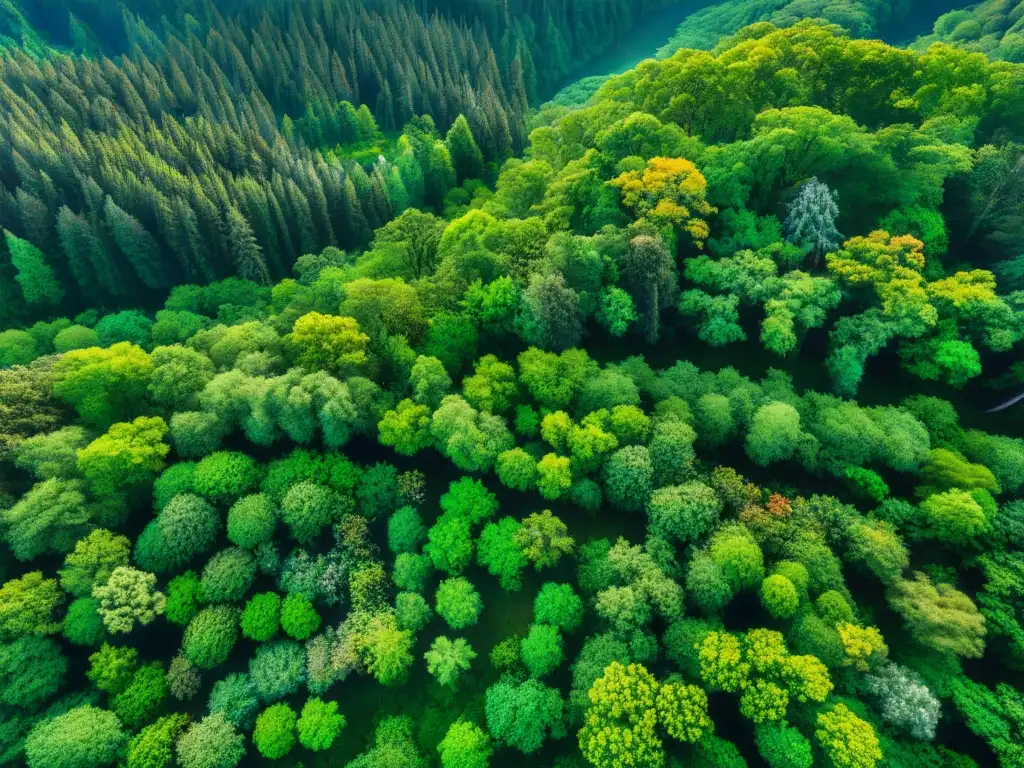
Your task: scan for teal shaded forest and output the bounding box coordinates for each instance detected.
[1,1,1024,768]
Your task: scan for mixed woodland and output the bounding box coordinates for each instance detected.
[1,1,1024,768]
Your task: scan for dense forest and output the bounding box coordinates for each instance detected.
[2,1,1024,768]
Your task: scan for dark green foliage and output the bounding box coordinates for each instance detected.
[485,678,566,753]
[0,635,67,709]
[183,606,239,670]
[226,494,277,550]
[534,583,584,631]
[111,663,169,730]
[279,593,321,640]
[200,548,257,603]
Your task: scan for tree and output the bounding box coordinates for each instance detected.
[112,662,170,730]
[746,402,803,465]
[425,636,477,688]
[784,178,842,264]
[0,635,67,709]
[618,235,677,344]
[379,399,433,456]
[297,698,345,752]
[250,641,307,701]
[2,478,92,561]
[478,517,529,591]
[410,356,452,408]
[611,157,714,246]
[603,446,653,512]
[148,346,215,411]
[183,606,239,669]
[4,230,64,307]
[0,571,62,639]
[709,526,765,592]
[436,577,483,629]
[241,592,281,642]
[165,571,202,626]
[200,548,257,603]
[125,714,189,768]
[168,654,201,701]
[577,662,662,767]
[426,513,475,575]
[373,209,445,278]
[226,206,269,285]
[485,678,566,753]
[193,452,262,504]
[864,663,940,740]
[919,490,988,544]
[87,642,138,694]
[93,567,166,634]
[280,593,321,640]
[438,720,492,768]
[78,416,169,496]
[280,482,339,545]
[888,572,986,658]
[59,529,131,598]
[24,705,128,768]
[64,596,107,646]
[536,453,573,500]
[208,673,260,731]
[446,115,486,183]
[755,723,814,768]
[515,510,574,569]
[647,482,722,542]
[290,312,369,376]
[815,704,882,768]
[227,495,277,550]
[534,583,584,631]
[521,624,563,678]
[517,272,583,352]
[253,703,297,759]
[356,613,414,686]
[760,575,800,619]
[175,713,246,768]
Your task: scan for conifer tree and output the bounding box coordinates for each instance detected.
[3,231,64,307]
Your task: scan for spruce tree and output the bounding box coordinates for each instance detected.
[4,230,64,307]
[446,115,486,183]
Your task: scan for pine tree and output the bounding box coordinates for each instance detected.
[445,115,486,183]
[225,206,270,285]
[784,178,843,265]
[4,230,64,307]
[104,197,170,290]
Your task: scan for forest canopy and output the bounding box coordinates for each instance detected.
[1,3,1024,768]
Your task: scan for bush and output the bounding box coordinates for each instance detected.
[253,703,297,759]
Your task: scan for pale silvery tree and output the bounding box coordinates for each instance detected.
[784,177,842,264]
[865,662,941,740]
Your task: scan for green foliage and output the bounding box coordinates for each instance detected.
[760,575,800,619]
[200,548,256,603]
[280,593,321,640]
[388,506,426,554]
[755,723,814,768]
[521,624,563,678]
[125,714,189,768]
[485,678,566,754]
[175,713,246,768]
[436,577,483,629]
[241,593,281,642]
[515,510,574,569]
[249,641,306,702]
[93,567,165,633]
[815,704,882,768]
[193,452,262,504]
[183,606,239,670]
[112,662,169,730]
[253,703,297,760]
[0,635,67,709]
[0,571,62,639]
[24,705,127,768]
[297,698,346,752]
[226,495,277,550]
[438,720,492,768]
[534,583,584,631]
[425,636,477,688]
[478,517,528,590]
